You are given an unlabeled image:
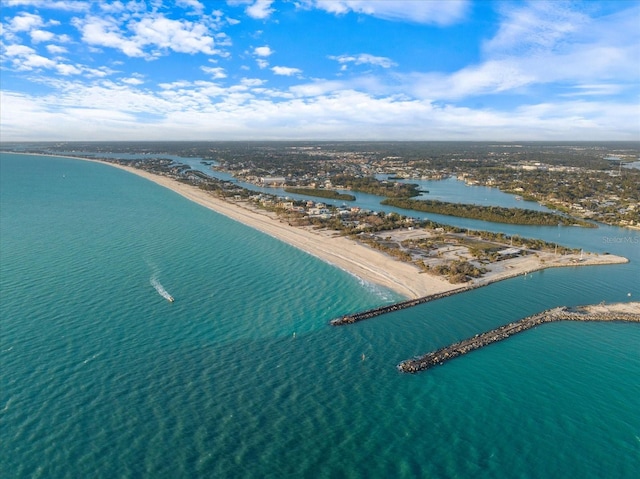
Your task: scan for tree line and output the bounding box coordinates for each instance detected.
[283,187,355,201]
[382,198,596,227]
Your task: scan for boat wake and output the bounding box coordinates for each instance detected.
[151,276,174,302]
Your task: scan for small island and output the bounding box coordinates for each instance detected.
[332,175,422,198]
[382,198,596,227]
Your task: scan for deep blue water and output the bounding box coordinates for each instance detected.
[1,153,638,478]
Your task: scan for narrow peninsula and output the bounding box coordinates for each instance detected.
[8,152,630,302]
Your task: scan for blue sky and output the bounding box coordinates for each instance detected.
[1,0,638,141]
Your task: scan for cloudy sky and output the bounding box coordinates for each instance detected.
[1,0,638,141]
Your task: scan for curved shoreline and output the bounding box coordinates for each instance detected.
[4,152,630,300]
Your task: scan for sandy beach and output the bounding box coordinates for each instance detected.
[101,160,459,298]
[14,153,629,299]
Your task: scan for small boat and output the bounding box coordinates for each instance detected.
[167,295,174,303]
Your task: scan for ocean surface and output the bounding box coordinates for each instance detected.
[1,153,639,478]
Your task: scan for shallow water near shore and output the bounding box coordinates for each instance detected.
[1,153,639,478]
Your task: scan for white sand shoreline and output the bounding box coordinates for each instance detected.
[7,152,630,299]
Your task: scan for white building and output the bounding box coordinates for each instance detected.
[260,177,286,187]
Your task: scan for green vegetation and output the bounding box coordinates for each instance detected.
[382,198,596,227]
[10,140,637,227]
[45,151,589,285]
[428,260,485,284]
[333,175,421,198]
[284,187,355,201]
[465,166,640,226]
[357,235,413,262]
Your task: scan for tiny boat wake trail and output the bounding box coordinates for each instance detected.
[151,276,174,302]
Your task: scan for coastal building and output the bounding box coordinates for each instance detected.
[308,207,331,216]
[260,176,286,187]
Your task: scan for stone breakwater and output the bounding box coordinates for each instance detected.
[329,255,628,326]
[330,287,468,325]
[397,302,640,374]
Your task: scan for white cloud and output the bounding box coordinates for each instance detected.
[3,0,89,11]
[0,90,142,140]
[3,44,56,71]
[7,12,43,32]
[289,80,347,98]
[21,53,57,70]
[38,78,176,115]
[84,66,115,78]
[55,63,82,75]
[1,0,637,141]
[2,42,112,78]
[254,45,273,57]
[390,2,640,101]
[176,0,205,15]
[240,78,265,87]
[72,13,221,58]
[484,1,588,56]
[402,60,535,100]
[201,66,227,79]
[3,11,69,45]
[307,0,468,25]
[4,44,36,57]
[253,45,273,69]
[245,0,275,19]
[130,15,217,54]
[121,77,145,85]
[271,66,302,76]
[3,81,636,141]
[98,1,126,14]
[30,29,56,43]
[6,49,82,76]
[46,44,68,54]
[469,1,639,91]
[560,84,624,97]
[329,53,396,69]
[73,16,144,57]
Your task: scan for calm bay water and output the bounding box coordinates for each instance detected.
[1,153,638,478]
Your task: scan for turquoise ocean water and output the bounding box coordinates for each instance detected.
[1,153,639,478]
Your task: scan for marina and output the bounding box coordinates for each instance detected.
[397,302,640,374]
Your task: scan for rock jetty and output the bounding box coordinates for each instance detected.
[330,287,468,325]
[330,252,628,326]
[397,302,640,374]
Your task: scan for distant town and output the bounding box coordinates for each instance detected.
[4,141,638,229]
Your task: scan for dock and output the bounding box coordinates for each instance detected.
[397,302,640,374]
